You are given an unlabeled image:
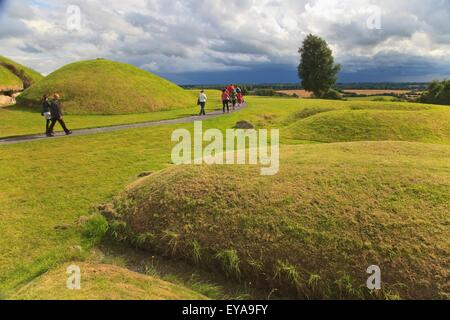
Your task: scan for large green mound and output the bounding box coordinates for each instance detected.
[102,142,450,299]
[17,59,196,114]
[12,263,207,300]
[0,56,43,91]
[283,106,450,145]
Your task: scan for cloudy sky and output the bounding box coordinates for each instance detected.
[1,0,450,84]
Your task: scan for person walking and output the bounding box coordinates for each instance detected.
[47,93,72,137]
[237,91,244,107]
[41,94,52,135]
[230,89,237,110]
[221,89,230,113]
[198,90,207,116]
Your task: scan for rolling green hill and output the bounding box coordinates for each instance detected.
[102,142,450,300]
[283,108,450,144]
[0,56,43,90]
[17,59,196,114]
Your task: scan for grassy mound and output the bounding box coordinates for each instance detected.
[0,56,43,90]
[12,263,207,300]
[0,65,23,92]
[283,108,450,144]
[17,59,196,114]
[102,142,450,299]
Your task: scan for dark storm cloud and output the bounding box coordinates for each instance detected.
[0,0,449,83]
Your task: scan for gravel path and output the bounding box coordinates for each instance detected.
[0,103,247,145]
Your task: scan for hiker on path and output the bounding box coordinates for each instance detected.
[47,93,72,137]
[230,88,237,110]
[221,89,230,113]
[198,90,207,116]
[41,95,52,135]
[237,91,244,107]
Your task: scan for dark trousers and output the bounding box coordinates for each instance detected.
[232,99,237,109]
[222,100,229,113]
[45,119,51,133]
[48,117,70,134]
[199,102,206,116]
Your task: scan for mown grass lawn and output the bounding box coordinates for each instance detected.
[0,96,449,298]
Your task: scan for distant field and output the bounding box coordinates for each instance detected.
[277,89,415,98]
[277,90,314,98]
[342,89,411,95]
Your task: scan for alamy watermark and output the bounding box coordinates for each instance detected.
[66,265,81,290]
[67,5,81,31]
[171,121,280,176]
[366,5,382,30]
[366,265,382,290]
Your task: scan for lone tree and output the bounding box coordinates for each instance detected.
[298,34,340,98]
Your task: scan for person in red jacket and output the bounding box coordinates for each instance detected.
[221,89,230,113]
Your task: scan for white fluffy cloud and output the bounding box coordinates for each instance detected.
[1,0,449,82]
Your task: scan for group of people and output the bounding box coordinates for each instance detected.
[41,86,244,136]
[197,84,245,116]
[41,94,72,137]
[221,84,244,113]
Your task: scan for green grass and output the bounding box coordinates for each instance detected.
[0,96,449,299]
[346,95,398,101]
[0,65,23,92]
[17,59,197,114]
[0,89,222,138]
[0,56,44,86]
[284,109,450,144]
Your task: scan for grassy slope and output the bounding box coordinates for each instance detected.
[262,99,450,145]
[0,90,222,138]
[0,65,23,92]
[284,109,450,144]
[0,97,449,299]
[17,59,196,114]
[11,263,207,300]
[0,56,44,85]
[104,142,450,300]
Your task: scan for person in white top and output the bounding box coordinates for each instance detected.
[198,90,207,116]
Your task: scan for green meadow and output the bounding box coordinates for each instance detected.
[0,96,449,299]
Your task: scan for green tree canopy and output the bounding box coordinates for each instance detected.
[298,34,341,98]
[420,80,450,106]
